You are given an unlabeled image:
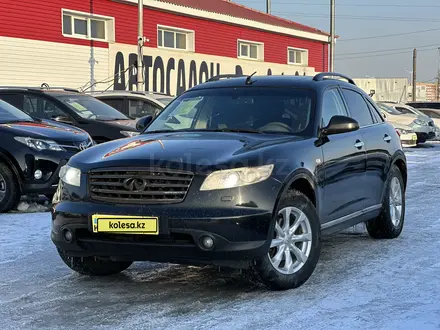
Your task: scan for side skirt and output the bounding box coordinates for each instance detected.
[321,204,382,235]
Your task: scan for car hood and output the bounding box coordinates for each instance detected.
[0,120,89,142]
[388,121,413,131]
[69,132,303,172]
[383,113,415,126]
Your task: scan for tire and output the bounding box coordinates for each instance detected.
[0,162,21,213]
[366,165,405,239]
[253,190,321,290]
[57,249,133,276]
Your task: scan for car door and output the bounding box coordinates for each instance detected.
[341,88,390,210]
[320,88,367,224]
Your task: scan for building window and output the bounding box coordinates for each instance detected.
[157,26,194,51]
[237,40,263,61]
[62,9,115,42]
[288,47,308,66]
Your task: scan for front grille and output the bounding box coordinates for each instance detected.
[89,168,194,204]
[60,139,93,153]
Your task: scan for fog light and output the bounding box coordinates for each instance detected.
[63,229,73,243]
[34,170,43,180]
[201,236,214,249]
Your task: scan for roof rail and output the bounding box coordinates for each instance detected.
[313,72,356,85]
[206,74,246,82]
[0,85,80,93]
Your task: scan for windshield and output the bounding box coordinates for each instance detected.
[57,95,129,121]
[406,105,426,117]
[145,87,315,136]
[377,103,402,115]
[156,97,173,105]
[0,100,33,123]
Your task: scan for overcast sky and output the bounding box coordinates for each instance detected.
[235,0,440,82]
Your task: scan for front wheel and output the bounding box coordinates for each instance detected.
[366,165,405,239]
[57,249,133,276]
[253,190,321,290]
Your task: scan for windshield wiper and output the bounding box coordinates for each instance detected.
[0,119,34,124]
[204,128,266,134]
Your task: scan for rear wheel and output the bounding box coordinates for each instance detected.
[366,165,405,239]
[253,190,321,290]
[57,249,133,276]
[0,163,21,213]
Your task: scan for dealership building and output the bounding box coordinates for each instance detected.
[0,0,330,96]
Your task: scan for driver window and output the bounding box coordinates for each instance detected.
[322,89,348,127]
[24,95,65,119]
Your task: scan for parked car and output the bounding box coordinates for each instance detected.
[0,99,93,212]
[0,87,141,144]
[376,102,435,143]
[90,90,173,119]
[416,108,440,139]
[52,73,407,291]
[407,101,440,110]
[392,123,417,148]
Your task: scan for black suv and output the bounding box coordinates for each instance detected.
[0,87,140,144]
[0,100,93,212]
[51,73,407,290]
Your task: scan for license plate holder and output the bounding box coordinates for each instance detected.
[92,214,159,235]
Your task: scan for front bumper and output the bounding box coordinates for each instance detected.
[51,201,273,266]
[415,131,436,143]
[22,159,67,194]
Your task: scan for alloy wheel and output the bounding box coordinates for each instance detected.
[389,176,403,226]
[0,173,6,203]
[269,207,312,275]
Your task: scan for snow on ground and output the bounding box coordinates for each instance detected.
[1,145,440,329]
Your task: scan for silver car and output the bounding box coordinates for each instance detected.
[89,90,174,119]
[377,102,436,143]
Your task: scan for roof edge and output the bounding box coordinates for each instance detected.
[121,0,330,43]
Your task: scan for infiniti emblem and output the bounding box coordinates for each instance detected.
[123,177,148,192]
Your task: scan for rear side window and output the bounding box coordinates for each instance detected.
[128,99,162,118]
[100,98,124,112]
[321,89,348,126]
[341,89,374,127]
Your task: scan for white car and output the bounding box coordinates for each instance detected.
[391,122,417,148]
[376,102,436,143]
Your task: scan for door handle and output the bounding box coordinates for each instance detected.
[354,140,364,149]
[384,135,392,143]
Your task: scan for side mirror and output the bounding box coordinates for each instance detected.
[321,115,359,135]
[52,115,74,125]
[136,115,153,132]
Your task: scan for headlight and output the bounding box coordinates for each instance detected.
[59,165,81,187]
[120,130,140,137]
[396,128,412,135]
[14,137,64,151]
[200,164,274,191]
[414,119,428,126]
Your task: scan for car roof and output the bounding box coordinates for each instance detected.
[188,74,358,93]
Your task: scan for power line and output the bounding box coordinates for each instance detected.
[336,47,438,60]
[273,11,440,22]
[338,43,440,57]
[337,28,440,42]
[240,1,440,8]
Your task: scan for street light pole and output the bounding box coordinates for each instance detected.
[266,0,271,14]
[329,0,335,72]
[137,0,144,91]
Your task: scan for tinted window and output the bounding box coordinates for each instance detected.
[321,89,348,126]
[22,95,65,119]
[100,98,124,112]
[0,94,24,109]
[342,89,374,126]
[56,95,129,120]
[0,100,33,123]
[377,103,402,115]
[128,99,161,118]
[146,88,315,135]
